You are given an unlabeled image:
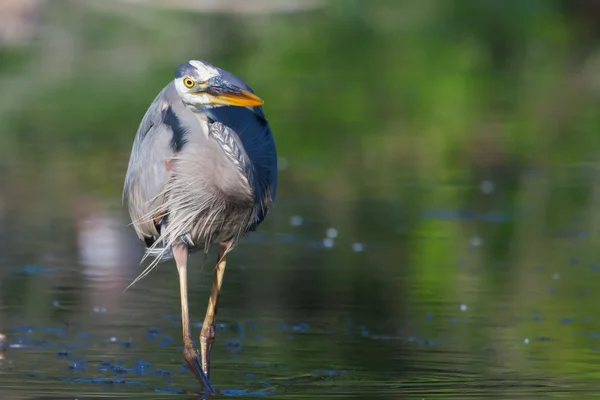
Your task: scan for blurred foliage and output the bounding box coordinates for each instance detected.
[0,0,600,393]
[0,1,598,192]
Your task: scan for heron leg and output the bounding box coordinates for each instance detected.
[200,242,229,379]
[173,245,215,392]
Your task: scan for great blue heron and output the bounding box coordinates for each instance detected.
[122,60,277,391]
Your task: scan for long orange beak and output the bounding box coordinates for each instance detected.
[208,89,264,107]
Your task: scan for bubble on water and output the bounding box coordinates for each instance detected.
[524,338,530,344]
[290,215,303,227]
[480,180,494,194]
[352,242,364,252]
[326,228,338,238]
[57,350,70,357]
[553,273,560,280]
[323,238,334,248]
[291,323,310,333]
[146,328,159,340]
[158,336,173,348]
[460,304,468,312]
[470,237,482,247]
[68,362,85,371]
[112,365,128,374]
[225,339,242,353]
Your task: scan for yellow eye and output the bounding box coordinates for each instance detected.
[183,78,194,88]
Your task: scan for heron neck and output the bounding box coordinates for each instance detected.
[191,104,218,115]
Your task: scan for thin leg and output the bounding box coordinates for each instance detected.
[173,245,215,392]
[200,242,229,379]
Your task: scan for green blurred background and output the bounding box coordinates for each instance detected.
[1,0,600,397]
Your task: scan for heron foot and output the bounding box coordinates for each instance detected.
[183,345,216,393]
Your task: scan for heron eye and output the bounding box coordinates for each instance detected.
[183,78,195,88]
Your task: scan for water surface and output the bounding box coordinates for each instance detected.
[2,174,600,399]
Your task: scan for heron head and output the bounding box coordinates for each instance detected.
[174,60,264,110]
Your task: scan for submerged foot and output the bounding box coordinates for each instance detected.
[184,346,216,393]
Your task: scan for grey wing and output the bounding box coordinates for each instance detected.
[207,105,278,231]
[123,83,178,243]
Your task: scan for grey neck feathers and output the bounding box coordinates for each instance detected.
[207,121,252,181]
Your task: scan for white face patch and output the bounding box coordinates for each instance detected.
[189,60,219,82]
[172,60,221,108]
[174,79,212,108]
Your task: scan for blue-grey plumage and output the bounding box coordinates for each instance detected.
[123,59,276,389]
[123,60,277,273]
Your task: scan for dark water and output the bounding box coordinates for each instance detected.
[2,171,600,399]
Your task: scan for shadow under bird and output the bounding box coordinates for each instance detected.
[122,60,278,392]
